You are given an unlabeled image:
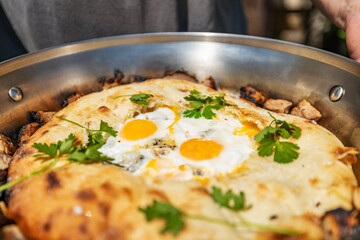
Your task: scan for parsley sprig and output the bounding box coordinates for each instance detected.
[254,113,301,163]
[0,118,119,192]
[139,186,299,236]
[183,90,237,119]
[112,93,153,106]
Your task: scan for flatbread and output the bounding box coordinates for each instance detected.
[7,79,358,240]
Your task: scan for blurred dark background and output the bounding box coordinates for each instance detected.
[0,0,347,62]
[243,0,348,57]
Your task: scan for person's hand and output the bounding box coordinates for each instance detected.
[312,0,360,62]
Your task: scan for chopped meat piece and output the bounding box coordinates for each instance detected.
[29,111,56,125]
[291,99,322,121]
[239,86,268,106]
[42,112,56,123]
[264,99,293,114]
[17,122,41,145]
[98,69,126,89]
[0,224,26,240]
[61,92,84,107]
[164,70,198,83]
[0,155,11,171]
[199,76,217,90]
[0,134,15,156]
[128,75,148,83]
[322,208,360,240]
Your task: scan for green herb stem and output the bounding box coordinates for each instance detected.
[56,116,86,129]
[184,214,237,228]
[111,95,132,99]
[236,214,300,236]
[185,213,299,236]
[0,159,57,192]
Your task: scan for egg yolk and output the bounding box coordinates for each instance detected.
[163,106,181,135]
[120,119,157,141]
[180,138,223,161]
[233,121,260,138]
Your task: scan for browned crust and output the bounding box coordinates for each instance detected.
[6,79,358,240]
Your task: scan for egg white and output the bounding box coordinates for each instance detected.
[99,107,254,180]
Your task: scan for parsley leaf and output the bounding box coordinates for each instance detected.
[274,141,300,163]
[183,90,237,119]
[183,109,202,119]
[68,144,113,163]
[33,133,76,158]
[202,105,216,119]
[254,112,301,163]
[210,186,252,211]
[99,120,117,137]
[33,143,58,157]
[139,200,184,236]
[112,93,153,106]
[130,94,153,106]
[257,138,276,157]
[56,116,118,146]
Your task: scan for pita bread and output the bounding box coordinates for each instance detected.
[7,79,358,240]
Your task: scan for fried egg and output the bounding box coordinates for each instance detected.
[99,107,258,181]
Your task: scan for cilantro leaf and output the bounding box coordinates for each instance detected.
[257,138,276,157]
[288,124,301,139]
[254,126,276,142]
[68,144,113,163]
[58,133,76,155]
[139,200,184,236]
[33,142,58,157]
[190,101,203,108]
[274,141,300,163]
[210,186,251,211]
[183,90,236,119]
[254,112,301,164]
[202,105,216,119]
[87,130,104,146]
[129,94,153,106]
[99,120,117,137]
[183,109,202,119]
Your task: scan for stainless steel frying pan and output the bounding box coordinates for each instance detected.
[0,32,360,181]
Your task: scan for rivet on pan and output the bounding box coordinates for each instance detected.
[8,87,23,102]
[329,85,345,102]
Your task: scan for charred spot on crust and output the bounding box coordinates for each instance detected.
[41,130,49,136]
[97,106,111,113]
[61,91,83,108]
[128,75,148,83]
[322,208,360,239]
[98,69,125,86]
[14,148,33,160]
[269,234,300,240]
[79,222,88,234]
[239,85,267,106]
[147,189,169,202]
[43,222,52,231]
[199,76,217,90]
[121,187,133,201]
[98,202,110,217]
[101,182,113,191]
[17,122,41,145]
[190,187,210,196]
[46,172,61,190]
[29,111,45,126]
[269,215,278,220]
[76,189,97,201]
